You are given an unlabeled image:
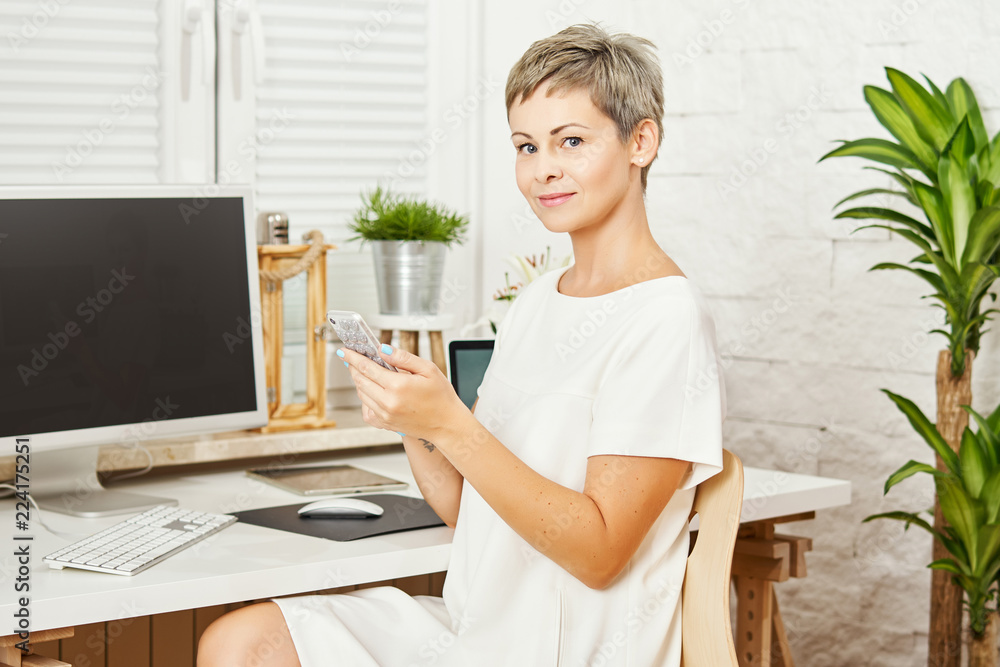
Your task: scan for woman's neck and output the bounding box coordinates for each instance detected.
[561,207,678,296]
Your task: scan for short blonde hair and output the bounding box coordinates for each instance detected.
[505,23,664,191]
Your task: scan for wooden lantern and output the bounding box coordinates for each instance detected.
[256,232,338,432]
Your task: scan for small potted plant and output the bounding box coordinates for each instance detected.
[348,186,469,315]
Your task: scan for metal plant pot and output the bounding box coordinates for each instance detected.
[372,240,447,315]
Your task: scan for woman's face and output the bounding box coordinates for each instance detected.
[508,82,637,235]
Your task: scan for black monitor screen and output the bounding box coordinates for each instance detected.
[0,196,258,438]
[449,341,494,410]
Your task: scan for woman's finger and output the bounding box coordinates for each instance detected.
[339,347,393,389]
[361,402,384,429]
[349,365,389,409]
[378,344,435,377]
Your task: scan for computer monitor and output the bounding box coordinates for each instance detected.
[448,339,494,410]
[0,185,267,517]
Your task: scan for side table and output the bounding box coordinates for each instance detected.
[367,313,456,376]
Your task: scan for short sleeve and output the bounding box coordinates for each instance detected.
[586,298,726,490]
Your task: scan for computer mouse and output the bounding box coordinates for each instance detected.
[297,497,385,519]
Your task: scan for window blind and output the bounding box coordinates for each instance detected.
[0,0,164,185]
[250,0,430,316]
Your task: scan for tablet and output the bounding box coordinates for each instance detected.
[246,464,409,496]
[449,339,494,409]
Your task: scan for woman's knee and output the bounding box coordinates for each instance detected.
[197,602,300,667]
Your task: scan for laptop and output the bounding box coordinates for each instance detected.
[448,339,494,409]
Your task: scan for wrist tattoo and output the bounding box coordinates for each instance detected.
[420,439,436,453]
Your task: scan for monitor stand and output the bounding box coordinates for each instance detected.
[31,445,176,518]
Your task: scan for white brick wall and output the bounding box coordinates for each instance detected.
[473,0,1000,663]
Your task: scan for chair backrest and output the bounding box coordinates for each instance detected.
[680,449,744,667]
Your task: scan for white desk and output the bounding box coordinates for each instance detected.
[1,450,850,637]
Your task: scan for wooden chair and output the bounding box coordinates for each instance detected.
[681,449,744,667]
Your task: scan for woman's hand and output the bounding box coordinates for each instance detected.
[338,343,468,442]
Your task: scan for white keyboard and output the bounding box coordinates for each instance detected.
[43,505,237,576]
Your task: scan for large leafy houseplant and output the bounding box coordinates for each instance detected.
[819,68,1000,665]
[865,393,1000,666]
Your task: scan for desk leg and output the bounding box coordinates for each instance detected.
[0,645,20,667]
[0,627,74,667]
[771,596,794,667]
[733,516,813,667]
[735,575,773,666]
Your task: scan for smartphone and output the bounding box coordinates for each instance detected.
[327,310,397,371]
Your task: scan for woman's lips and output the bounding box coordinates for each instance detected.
[537,192,574,207]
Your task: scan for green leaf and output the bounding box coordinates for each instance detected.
[987,400,1000,436]
[962,405,1000,469]
[887,67,956,151]
[884,459,945,494]
[962,206,1000,265]
[942,116,977,171]
[982,492,1000,541]
[852,222,934,250]
[863,510,934,534]
[975,524,1000,575]
[880,389,960,474]
[861,226,960,293]
[959,427,989,498]
[912,180,956,265]
[986,186,1000,208]
[864,85,939,172]
[936,476,981,569]
[940,526,969,563]
[985,135,1000,186]
[923,74,952,114]
[928,557,966,576]
[946,78,989,148]
[833,188,917,210]
[834,206,937,242]
[819,138,924,171]
[834,206,936,241]
[862,166,926,199]
[975,181,995,209]
[868,262,945,293]
[959,262,1000,323]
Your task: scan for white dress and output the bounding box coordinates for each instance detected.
[272,264,726,666]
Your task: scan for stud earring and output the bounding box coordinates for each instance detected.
[638,157,644,164]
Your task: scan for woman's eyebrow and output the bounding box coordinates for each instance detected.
[510,123,591,141]
[549,123,589,135]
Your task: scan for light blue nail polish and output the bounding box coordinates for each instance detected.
[396,431,406,437]
[336,349,345,358]
[381,343,393,355]
[343,361,349,367]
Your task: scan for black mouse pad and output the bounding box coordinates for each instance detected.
[232,494,446,542]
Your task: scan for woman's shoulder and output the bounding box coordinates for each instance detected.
[611,281,720,350]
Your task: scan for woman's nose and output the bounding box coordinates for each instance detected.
[534,149,562,183]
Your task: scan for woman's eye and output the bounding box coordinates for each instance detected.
[517,143,537,155]
[563,137,583,148]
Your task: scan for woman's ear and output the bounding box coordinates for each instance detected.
[630,119,659,167]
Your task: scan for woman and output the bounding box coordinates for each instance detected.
[198,23,725,667]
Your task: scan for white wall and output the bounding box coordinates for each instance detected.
[440,0,1000,663]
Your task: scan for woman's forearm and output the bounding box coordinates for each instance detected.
[425,412,619,589]
[401,434,463,528]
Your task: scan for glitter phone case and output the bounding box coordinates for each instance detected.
[327,310,398,372]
